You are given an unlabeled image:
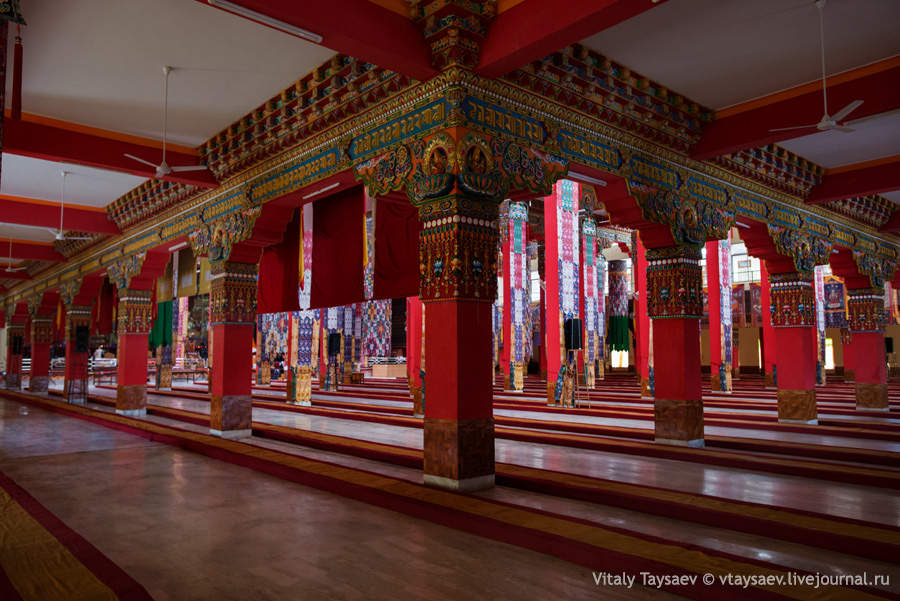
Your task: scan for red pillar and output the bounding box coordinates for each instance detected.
[63,306,91,403]
[538,246,547,379]
[4,319,25,390]
[208,262,258,438]
[407,296,423,415]
[29,315,53,394]
[634,236,652,397]
[759,261,777,388]
[842,329,855,383]
[419,199,497,492]
[115,289,153,416]
[770,271,818,424]
[847,289,888,410]
[647,245,703,446]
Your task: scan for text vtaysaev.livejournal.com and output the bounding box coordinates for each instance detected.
[593,571,891,589]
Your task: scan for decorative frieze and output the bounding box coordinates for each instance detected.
[767,225,833,273]
[852,250,896,289]
[631,184,733,247]
[769,273,815,328]
[410,0,496,70]
[189,206,261,267]
[847,289,886,333]
[117,289,153,334]
[209,262,258,325]
[107,252,147,290]
[646,245,703,319]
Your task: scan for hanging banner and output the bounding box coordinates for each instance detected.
[596,250,607,378]
[823,274,847,328]
[553,179,580,403]
[508,200,529,390]
[814,266,827,385]
[362,299,391,360]
[607,259,629,351]
[581,218,599,387]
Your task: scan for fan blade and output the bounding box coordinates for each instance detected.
[831,99,863,123]
[768,124,818,132]
[124,153,160,168]
[169,165,208,172]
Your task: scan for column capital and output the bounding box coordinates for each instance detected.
[189,205,262,269]
[107,251,147,290]
[767,224,833,274]
[852,250,896,290]
[31,314,54,344]
[209,261,258,325]
[646,245,703,319]
[630,184,733,246]
[117,289,154,334]
[847,288,886,333]
[410,0,496,71]
[769,272,816,328]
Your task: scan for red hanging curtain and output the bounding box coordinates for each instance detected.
[311,187,365,309]
[257,207,302,314]
[373,196,420,300]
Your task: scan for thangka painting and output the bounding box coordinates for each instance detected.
[258,313,290,363]
[823,275,847,328]
[294,309,320,368]
[887,283,900,327]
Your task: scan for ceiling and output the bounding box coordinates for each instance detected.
[778,110,900,168]
[0,154,146,209]
[583,0,900,111]
[5,0,335,147]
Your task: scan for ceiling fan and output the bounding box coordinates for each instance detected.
[46,171,96,242]
[769,0,863,134]
[3,239,28,273]
[123,66,207,178]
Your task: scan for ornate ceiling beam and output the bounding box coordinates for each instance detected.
[691,62,900,160]
[0,239,65,262]
[0,195,120,235]
[4,118,219,189]
[477,0,669,79]
[198,0,436,80]
[805,158,900,206]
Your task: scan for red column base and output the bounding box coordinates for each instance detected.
[423,417,495,492]
[856,382,888,410]
[116,385,147,416]
[776,389,817,424]
[654,398,704,447]
[843,369,855,383]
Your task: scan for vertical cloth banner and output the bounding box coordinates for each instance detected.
[373,196,419,300]
[823,274,847,328]
[706,238,732,393]
[607,259,630,351]
[311,187,365,309]
[525,240,538,363]
[814,266,827,385]
[581,218,599,386]
[508,201,529,389]
[596,250,607,377]
[257,208,301,314]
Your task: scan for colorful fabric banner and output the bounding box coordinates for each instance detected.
[507,201,529,389]
[581,218,600,386]
[814,266,827,385]
[607,259,630,352]
[823,274,847,328]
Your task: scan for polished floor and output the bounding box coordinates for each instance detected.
[1,397,681,601]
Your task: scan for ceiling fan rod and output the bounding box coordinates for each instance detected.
[817,0,828,117]
[162,66,171,166]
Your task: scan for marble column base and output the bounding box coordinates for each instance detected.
[29,376,49,394]
[654,398,703,444]
[546,380,555,405]
[5,374,21,390]
[411,386,423,415]
[423,417,494,491]
[116,384,147,414]
[777,389,817,422]
[116,408,147,417]
[856,382,888,410]
[843,369,854,383]
[287,400,312,407]
[764,372,775,389]
[211,394,252,433]
[640,377,653,399]
[210,428,252,439]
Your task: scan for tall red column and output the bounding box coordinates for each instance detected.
[537,245,547,379]
[770,271,818,424]
[647,245,703,446]
[406,296,423,415]
[63,306,91,403]
[759,261,777,388]
[209,262,258,438]
[842,329,855,382]
[4,318,25,390]
[634,236,652,398]
[847,289,888,410]
[28,315,53,394]
[419,198,498,492]
[115,290,153,416]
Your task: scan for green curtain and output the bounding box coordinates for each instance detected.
[607,315,630,352]
[149,300,173,349]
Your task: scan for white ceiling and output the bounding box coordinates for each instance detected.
[778,110,900,168]
[6,0,336,146]
[582,0,900,111]
[1,154,147,208]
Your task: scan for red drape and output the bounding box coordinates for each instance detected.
[311,187,365,309]
[257,208,302,314]
[374,196,420,300]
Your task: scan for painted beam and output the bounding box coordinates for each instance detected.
[691,64,900,160]
[477,0,669,78]
[0,240,65,262]
[0,196,120,235]
[198,0,436,81]
[4,118,219,189]
[806,159,900,206]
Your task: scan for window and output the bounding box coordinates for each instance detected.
[731,242,760,284]
[611,350,629,369]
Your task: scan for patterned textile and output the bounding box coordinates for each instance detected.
[823,275,847,328]
[748,283,762,327]
[814,266,827,385]
[508,201,529,365]
[607,259,629,352]
[731,284,745,327]
[258,313,289,363]
[363,299,391,360]
[581,219,600,380]
[553,179,580,403]
[717,239,732,382]
[294,309,320,367]
[596,254,606,362]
